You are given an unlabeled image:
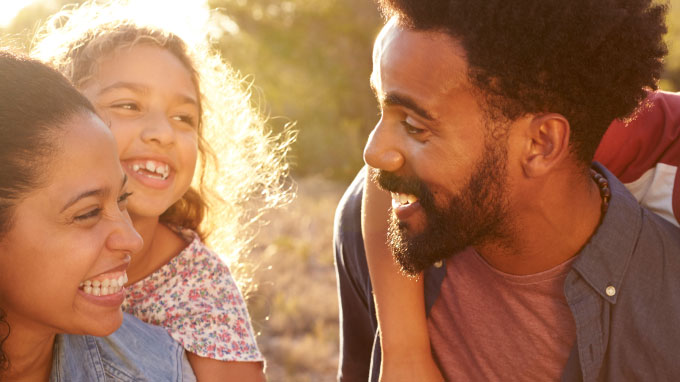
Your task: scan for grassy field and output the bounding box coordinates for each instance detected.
[246,175,348,381]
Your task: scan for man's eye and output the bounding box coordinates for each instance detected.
[74,208,101,221]
[401,120,424,134]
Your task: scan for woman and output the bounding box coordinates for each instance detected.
[31,2,293,379]
[0,51,195,381]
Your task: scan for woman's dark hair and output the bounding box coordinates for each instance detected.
[0,49,96,374]
[378,0,667,164]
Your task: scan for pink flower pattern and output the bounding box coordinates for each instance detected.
[121,228,263,362]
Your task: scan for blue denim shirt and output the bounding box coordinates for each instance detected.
[50,313,196,382]
[334,164,680,382]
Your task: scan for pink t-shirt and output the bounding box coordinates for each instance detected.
[428,247,576,381]
[122,228,263,362]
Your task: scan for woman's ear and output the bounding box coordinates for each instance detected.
[521,113,570,178]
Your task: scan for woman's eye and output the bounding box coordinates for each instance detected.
[74,208,101,221]
[117,192,133,209]
[401,120,425,135]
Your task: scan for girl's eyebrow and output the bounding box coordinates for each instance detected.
[98,81,147,95]
[98,81,198,106]
[60,174,127,212]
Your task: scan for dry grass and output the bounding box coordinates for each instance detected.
[246,176,346,382]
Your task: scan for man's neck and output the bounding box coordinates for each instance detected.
[476,167,603,275]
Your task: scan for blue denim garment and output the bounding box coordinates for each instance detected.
[334,164,680,382]
[50,313,196,382]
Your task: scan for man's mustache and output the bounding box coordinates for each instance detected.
[369,168,429,201]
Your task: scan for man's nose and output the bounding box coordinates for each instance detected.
[363,119,404,172]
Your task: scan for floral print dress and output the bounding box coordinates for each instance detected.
[122,228,263,362]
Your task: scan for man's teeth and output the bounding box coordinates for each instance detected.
[131,161,170,180]
[391,192,418,206]
[79,273,128,296]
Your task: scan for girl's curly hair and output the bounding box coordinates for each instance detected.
[31,1,295,291]
[379,0,667,163]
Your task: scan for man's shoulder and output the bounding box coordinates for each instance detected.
[334,166,366,243]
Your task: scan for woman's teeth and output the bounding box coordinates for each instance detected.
[391,192,418,206]
[131,160,170,180]
[79,273,128,296]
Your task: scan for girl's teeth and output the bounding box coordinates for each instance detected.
[131,162,169,180]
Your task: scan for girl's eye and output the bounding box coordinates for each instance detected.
[111,102,140,111]
[74,208,102,221]
[401,120,425,135]
[171,114,197,127]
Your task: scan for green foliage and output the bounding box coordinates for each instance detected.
[209,0,382,180]
[661,0,680,90]
[5,0,680,181]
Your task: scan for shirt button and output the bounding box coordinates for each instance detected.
[606,286,616,296]
[434,260,443,268]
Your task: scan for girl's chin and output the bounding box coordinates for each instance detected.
[127,199,178,221]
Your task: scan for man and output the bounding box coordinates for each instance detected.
[334,1,680,381]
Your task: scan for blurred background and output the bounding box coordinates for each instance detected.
[2,0,680,380]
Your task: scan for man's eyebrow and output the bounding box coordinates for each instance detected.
[383,92,436,121]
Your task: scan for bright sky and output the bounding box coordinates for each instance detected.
[0,0,38,27]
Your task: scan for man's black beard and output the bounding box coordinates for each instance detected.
[373,139,511,275]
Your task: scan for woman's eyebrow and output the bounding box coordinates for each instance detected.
[60,175,126,213]
[60,188,108,212]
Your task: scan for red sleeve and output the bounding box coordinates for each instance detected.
[594,91,680,224]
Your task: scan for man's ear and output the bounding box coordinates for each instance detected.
[521,113,570,178]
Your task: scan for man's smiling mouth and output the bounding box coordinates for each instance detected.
[391,192,418,207]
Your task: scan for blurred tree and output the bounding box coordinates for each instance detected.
[4,0,680,181]
[1,0,85,49]
[209,0,383,180]
[661,0,680,90]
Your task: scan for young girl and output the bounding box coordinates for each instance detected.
[32,2,292,380]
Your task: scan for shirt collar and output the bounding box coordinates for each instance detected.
[570,162,642,304]
[50,334,106,381]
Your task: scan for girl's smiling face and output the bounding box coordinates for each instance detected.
[0,112,143,337]
[81,44,200,219]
